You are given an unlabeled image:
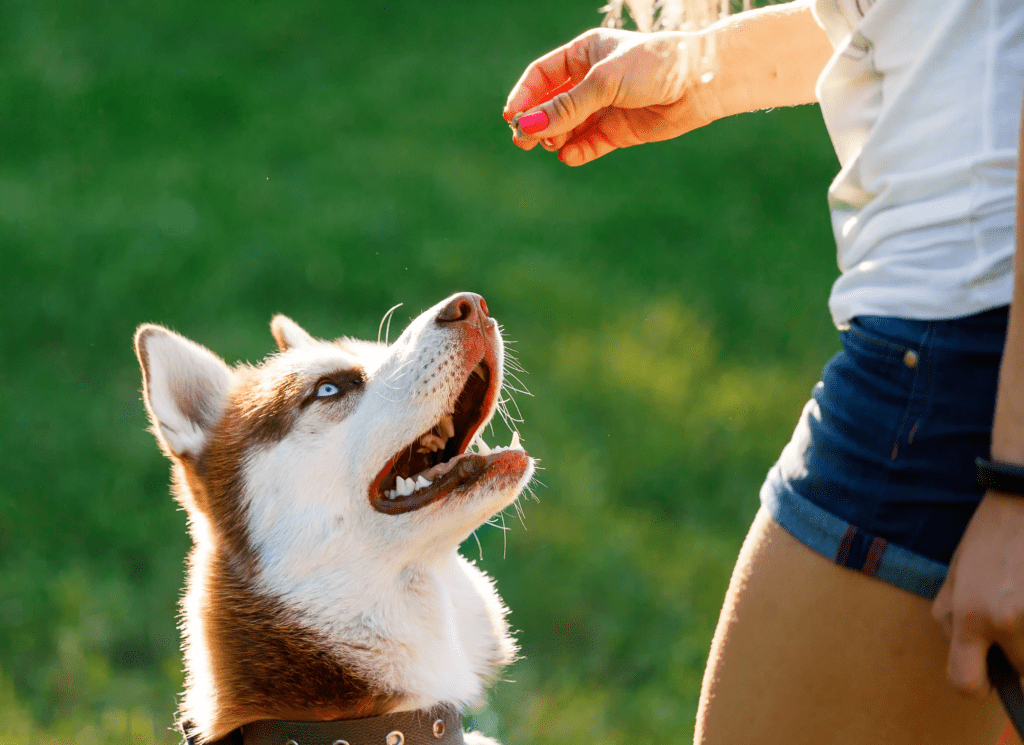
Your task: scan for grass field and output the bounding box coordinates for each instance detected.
[0,1,841,742]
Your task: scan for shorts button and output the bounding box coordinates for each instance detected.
[903,350,919,368]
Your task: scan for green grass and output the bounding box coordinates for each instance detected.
[0,0,841,742]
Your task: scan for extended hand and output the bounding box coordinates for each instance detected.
[503,28,722,166]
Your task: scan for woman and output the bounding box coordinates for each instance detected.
[504,1,1024,742]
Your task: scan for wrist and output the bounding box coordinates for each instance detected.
[686,29,729,125]
[696,25,752,121]
[977,457,1024,496]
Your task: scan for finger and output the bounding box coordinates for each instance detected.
[991,584,1024,634]
[948,623,995,698]
[559,132,618,166]
[519,65,622,144]
[504,78,573,125]
[505,36,593,120]
[511,131,540,151]
[540,132,570,152]
[558,109,635,166]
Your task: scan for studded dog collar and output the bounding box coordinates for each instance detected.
[183,706,466,745]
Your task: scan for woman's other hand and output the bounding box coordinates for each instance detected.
[933,492,1024,697]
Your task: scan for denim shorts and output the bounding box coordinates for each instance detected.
[761,306,1009,600]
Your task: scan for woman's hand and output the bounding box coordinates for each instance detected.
[503,3,833,166]
[933,492,1024,696]
[503,28,723,166]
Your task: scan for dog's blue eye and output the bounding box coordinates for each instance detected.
[316,383,340,398]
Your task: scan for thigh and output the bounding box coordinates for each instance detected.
[695,508,1007,745]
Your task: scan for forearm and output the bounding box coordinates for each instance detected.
[990,93,1024,467]
[702,0,834,119]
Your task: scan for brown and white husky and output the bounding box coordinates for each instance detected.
[134,293,535,745]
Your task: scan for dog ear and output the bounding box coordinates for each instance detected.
[135,325,232,459]
[270,314,317,351]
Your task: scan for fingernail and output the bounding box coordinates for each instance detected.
[519,111,549,135]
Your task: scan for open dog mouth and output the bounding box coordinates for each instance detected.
[369,360,526,515]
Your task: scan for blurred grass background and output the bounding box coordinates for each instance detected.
[0,0,842,742]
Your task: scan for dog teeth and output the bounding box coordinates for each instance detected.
[419,433,446,452]
[471,363,486,380]
[387,475,434,500]
[473,435,492,455]
[488,431,523,455]
[438,414,455,440]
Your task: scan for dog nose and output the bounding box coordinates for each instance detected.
[436,292,489,327]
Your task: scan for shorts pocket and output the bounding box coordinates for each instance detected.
[840,316,925,382]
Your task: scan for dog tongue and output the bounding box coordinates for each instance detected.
[418,456,462,483]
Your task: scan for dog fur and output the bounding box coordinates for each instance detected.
[135,293,535,744]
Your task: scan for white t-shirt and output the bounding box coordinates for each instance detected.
[812,0,1024,328]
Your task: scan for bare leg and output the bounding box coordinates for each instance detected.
[695,508,1007,744]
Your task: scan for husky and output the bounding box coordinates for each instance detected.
[134,292,535,745]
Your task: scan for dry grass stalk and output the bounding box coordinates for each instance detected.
[600,0,764,33]
[598,0,775,87]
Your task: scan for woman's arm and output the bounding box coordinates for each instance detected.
[992,112,1024,469]
[503,0,834,166]
[932,89,1024,697]
[707,0,834,118]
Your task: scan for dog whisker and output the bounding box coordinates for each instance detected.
[512,499,527,529]
[378,302,404,345]
[383,357,416,382]
[503,378,531,394]
[498,395,526,425]
[379,375,411,391]
[503,370,531,393]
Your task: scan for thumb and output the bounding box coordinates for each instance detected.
[514,66,616,140]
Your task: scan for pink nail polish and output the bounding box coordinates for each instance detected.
[519,111,549,135]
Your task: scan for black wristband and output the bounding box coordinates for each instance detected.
[976,457,1024,496]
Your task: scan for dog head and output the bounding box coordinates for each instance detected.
[135,293,534,741]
